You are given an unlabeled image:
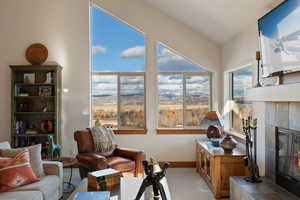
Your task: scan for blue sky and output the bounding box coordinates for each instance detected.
[91,6,145,72]
[92,6,209,97]
[91,6,206,73]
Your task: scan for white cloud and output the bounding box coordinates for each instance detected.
[120,46,145,58]
[233,75,252,91]
[92,45,107,54]
[157,48,204,72]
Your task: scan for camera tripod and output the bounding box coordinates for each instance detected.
[135,160,169,200]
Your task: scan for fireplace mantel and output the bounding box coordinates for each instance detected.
[245,83,300,102]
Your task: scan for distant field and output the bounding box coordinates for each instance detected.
[159,104,209,127]
[92,99,209,128]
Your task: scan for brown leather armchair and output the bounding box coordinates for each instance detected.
[74,129,145,178]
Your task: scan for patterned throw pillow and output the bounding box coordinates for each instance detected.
[91,126,118,156]
[0,149,39,192]
[0,144,45,178]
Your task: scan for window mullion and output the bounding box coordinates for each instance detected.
[117,74,121,129]
[183,74,186,128]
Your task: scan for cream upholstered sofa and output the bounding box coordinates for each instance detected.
[0,142,63,200]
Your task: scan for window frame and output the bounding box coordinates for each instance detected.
[157,71,212,131]
[229,66,253,134]
[91,71,147,133]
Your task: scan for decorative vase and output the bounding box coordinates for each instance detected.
[220,134,237,153]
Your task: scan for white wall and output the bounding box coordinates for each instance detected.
[0,0,90,153]
[222,23,259,71]
[221,23,265,175]
[0,0,221,161]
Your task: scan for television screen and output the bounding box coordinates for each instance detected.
[259,0,300,77]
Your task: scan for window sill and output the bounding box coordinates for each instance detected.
[224,129,246,144]
[156,128,207,134]
[113,129,147,135]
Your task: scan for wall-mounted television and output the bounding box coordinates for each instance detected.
[259,0,300,77]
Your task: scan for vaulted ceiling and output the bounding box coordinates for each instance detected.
[144,0,284,44]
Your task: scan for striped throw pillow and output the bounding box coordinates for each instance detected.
[0,149,39,192]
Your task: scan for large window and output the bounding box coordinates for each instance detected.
[231,67,253,132]
[157,44,211,129]
[91,6,145,130]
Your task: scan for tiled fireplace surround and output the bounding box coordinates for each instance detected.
[265,102,300,181]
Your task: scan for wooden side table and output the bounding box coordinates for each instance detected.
[195,140,248,199]
[52,157,77,192]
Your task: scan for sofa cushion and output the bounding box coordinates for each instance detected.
[0,144,45,178]
[0,191,43,200]
[11,175,60,200]
[107,156,135,172]
[0,149,39,192]
[0,142,11,149]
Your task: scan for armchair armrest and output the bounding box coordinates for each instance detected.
[114,148,145,161]
[76,153,109,170]
[114,148,145,177]
[42,161,63,198]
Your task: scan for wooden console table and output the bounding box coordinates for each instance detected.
[195,140,247,199]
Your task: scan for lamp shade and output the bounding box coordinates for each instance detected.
[200,111,224,127]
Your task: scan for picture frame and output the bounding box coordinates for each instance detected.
[24,73,35,84]
[39,86,52,97]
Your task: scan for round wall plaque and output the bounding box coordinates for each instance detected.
[25,43,48,65]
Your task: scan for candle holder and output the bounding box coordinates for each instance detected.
[243,116,262,183]
[255,51,262,88]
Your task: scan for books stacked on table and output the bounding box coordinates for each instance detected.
[88,168,122,191]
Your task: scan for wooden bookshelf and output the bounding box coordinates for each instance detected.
[10,64,62,159]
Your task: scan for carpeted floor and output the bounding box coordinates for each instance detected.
[63,168,227,200]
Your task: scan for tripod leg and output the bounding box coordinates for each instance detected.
[152,182,160,200]
[158,182,167,200]
[135,179,149,200]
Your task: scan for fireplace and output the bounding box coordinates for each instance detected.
[276,127,300,197]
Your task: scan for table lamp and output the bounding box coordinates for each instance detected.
[200,111,224,128]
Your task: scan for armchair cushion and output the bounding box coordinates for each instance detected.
[76,153,108,170]
[113,148,145,177]
[107,156,135,172]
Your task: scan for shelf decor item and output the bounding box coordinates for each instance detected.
[242,116,262,183]
[44,72,52,84]
[10,63,62,159]
[39,86,52,96]
[25,43,48,65]
[24,73,35,84]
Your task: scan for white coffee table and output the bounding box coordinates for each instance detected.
[67,177,171,200]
